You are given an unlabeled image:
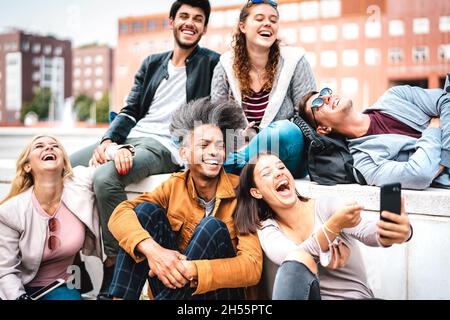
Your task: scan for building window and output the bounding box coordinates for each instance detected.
[321,25,338,42]
[321,51,337,68]
[300,26,317,43]
[209,11,225,29]
[342,50,359,67]
[413,18,430,34]
[84,56,92,65]
[84,80,92,89]
[342,23,359,40]
[225,10,240,27]
[389,48,403,64]
[365,21,381,38]
[74,68,81,77]
[54,47,63,56]
[305,52,317,68]
[32,71,40,82]
[95,91,103,101]
[320,0,341,18]
[95,67,104,76]
[32,43,41,54]
[43,45,52,55]
[74,80,81,89]
[280,28,298,45]
[4,42,18,52]
[412,46,429,63]
[32,57,41,67]
[341,77,358,95]
[119,23,128,33]
[84,68,92,77]
[365,48,381,65]
[95,79,104,88]
[389,20,405,37]
[279,3,300,21]
[132,21,144,32]
[95,54,104,64]
[319,79,337,91]
[299,1,319,20]
[147,20,158,31]
[440,16,450,32]
[438,44,450,60]
[74,57,81,66]
[22,41,30,52]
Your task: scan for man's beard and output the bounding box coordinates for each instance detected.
[174,28,202,50]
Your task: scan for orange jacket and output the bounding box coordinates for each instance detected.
[108,169,262,296]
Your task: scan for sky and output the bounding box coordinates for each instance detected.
[0,0,244,47]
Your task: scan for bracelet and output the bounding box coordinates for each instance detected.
[323,223,340,237]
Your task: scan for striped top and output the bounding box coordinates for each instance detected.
[242,90,270,126]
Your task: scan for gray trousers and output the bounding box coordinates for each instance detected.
[70,137,180,257]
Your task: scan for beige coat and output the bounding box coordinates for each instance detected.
[0,166,102,300]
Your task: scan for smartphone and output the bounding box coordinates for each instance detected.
[29,278,66,300]
[380,183,401,222]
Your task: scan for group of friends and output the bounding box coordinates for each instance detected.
[0,0,448,301]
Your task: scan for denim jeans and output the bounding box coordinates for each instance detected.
[272,260,321,300]
[224,120,307,177]
[25,285,82,300]
[70,137,180,257]
[109,202,244,300]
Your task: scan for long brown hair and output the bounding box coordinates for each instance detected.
[234,152,308,234]
[0,135,73,205]
[232,1,281,97]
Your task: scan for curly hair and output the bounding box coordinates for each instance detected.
[232,1,280,97]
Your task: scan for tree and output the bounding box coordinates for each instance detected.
[20,88,52,122]
[74,94,94,121]
[96,91,110,124]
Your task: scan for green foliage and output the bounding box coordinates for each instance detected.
[20,88,52,122]
[96,91,110,124]
[74,94,94,121]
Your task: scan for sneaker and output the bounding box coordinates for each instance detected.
[96,264,115,300]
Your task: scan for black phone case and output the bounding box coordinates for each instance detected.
[380,183,401,221]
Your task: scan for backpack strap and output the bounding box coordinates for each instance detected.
[292,116,325,150]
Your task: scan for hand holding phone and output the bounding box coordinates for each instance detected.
[380,183,401,223]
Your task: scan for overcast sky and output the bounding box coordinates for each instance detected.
[0,0,244,47]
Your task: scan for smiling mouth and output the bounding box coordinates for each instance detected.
[259,31,273,38]
[42,154,56,161]
[275,180,290,193]
[203,159,220,167]
[181,28,196,36]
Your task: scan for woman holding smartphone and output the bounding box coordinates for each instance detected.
[234,153,413,299]
[0,135,132,300]
[211,0,316,176]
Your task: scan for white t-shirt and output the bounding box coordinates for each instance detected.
[128,60,186,165]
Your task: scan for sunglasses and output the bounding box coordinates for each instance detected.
[48,217,61,251]
[247,0,278,8]
[310,87,333,128]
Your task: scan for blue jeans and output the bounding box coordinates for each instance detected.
[224,120,307,177]
[272,261,321,300]
[109,203,244,300]
[25,285,82,300]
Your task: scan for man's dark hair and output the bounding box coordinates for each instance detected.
[169,0,211,27]
[298,90,318,126]
[170,97,247,149]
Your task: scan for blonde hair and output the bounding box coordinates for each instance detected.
[0,135,73,205]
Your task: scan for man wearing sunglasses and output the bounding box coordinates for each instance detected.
[70,0,220,299]
[300,78,450,190]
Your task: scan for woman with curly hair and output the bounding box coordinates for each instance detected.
[211,0,317,176]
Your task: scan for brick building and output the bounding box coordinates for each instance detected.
[73,45,114,101]
[113,0,449,112]
[0,30,72,124]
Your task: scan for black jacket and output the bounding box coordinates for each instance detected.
[102,46,220,143]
